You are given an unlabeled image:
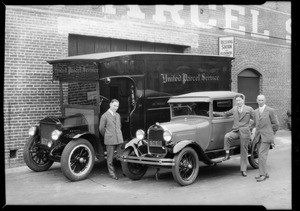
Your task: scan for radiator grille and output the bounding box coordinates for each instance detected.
[40,123,56,145]
[148,126,166,154]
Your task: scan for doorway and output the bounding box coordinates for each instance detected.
[238,69,260,109]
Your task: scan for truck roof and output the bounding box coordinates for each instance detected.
[47,51,234,64]
[168,91,240,103]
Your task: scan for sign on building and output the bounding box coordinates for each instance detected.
[219,36,234,57]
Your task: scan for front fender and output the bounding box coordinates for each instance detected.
[172,140,213,165]
[173,140,193,154]
[124,138,144,156]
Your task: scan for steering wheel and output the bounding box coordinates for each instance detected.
[197,110,209,116]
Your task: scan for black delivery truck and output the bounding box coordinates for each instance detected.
[23,51,234,181]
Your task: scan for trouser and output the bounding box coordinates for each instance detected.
[106,144,122,177]
[257,138,271,176]
[224,130,250,172]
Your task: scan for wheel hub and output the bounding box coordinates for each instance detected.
[79,157,86,163]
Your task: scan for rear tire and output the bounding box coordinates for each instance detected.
[61,139,95,181]
[248,141,259,169]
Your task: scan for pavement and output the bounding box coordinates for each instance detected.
[4,129,292,175]
[2,129,294,208]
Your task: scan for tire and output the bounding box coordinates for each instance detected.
[61,139,95,181]
[172,147,199,186]
[248,141,259,169]
[23,136,54,172]
[121,148,148,180]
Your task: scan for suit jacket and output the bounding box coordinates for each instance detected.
[220,105,255,139]
[253,105,279,144]
[99,110,124,146]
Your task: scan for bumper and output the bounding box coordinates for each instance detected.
[121,155,175,166]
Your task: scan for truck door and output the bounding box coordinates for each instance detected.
[99,77,136,141]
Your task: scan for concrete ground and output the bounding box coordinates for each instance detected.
[3,130,294,209]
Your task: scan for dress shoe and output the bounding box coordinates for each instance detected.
[222,153,230,161]
[256,175,267,182]
[110,175,119,180]
[255,173,269,179]
[241,171,247,177]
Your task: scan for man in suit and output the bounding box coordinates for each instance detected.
[253,94,279,182]
[213,94,254,177]
[99,99,124,180]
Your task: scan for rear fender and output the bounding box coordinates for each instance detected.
[72,132,91,139]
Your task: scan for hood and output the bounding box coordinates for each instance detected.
[39,113,88,128]
[159,117,209,133]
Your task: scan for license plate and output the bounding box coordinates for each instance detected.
[149,140,162,147]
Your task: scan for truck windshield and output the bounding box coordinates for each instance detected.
[171,102,209,117]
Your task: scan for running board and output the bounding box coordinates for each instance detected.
[210,154,244,163]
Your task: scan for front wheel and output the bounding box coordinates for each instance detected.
[172,147,199,186]
[248,141,259,169]
[61,139,95,181]
[23,136,54,172]
[121,148,148,180]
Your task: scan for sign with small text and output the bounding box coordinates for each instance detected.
[219,36,234,57]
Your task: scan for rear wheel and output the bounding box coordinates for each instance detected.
[248,141,259,169]
[23,136,54,172]
[172,147,199,186]
[121,148,148,180]
[61,139,95,181]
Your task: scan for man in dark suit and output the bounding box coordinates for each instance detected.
[99,99,124,180]
[253,94,279,182]
[214,94,254,177]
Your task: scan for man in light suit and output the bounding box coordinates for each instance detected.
[253,94,279,182]
[99,99,124,180]
[214,94,254,177]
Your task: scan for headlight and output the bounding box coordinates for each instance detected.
[163,130,172,142]
[136,129,145,140]
[28,126,37,136]
[51,129,62,140]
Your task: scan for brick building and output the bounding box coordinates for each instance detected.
[4,3,291,168]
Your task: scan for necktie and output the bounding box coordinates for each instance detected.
[259,107,263,117]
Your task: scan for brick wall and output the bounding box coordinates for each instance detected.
[4,4,291,168]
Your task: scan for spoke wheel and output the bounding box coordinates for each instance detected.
[23,136,54,172]
[121,148,148,180]
[172,147,199,186]
[61,139,95,181]
[248,141,259,169]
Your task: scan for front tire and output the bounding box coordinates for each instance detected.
[121,148,148,180]
[23,136,54,172]
[61,139,95,181]
[172,147,199,186]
